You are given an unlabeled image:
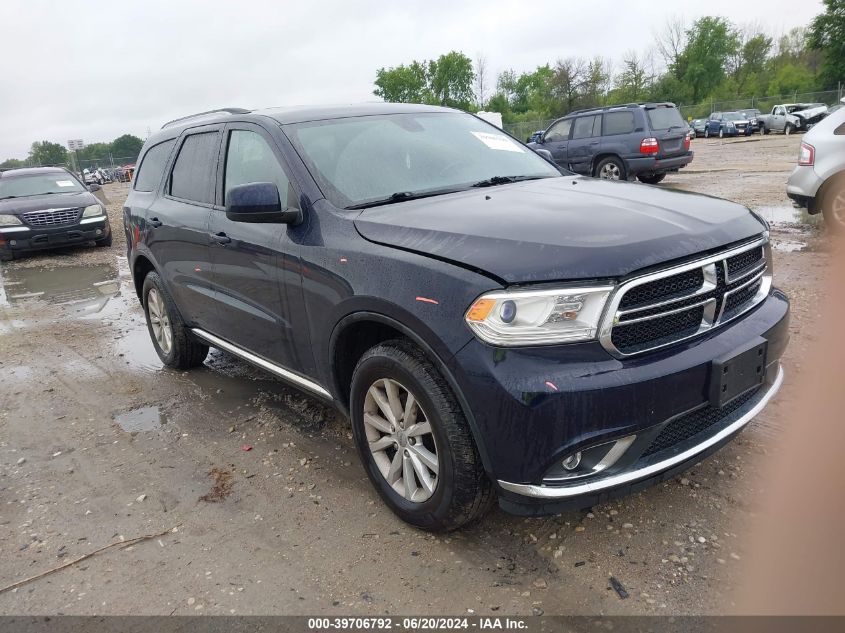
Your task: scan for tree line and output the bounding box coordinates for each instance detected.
[1,134,144,170]
[373,0,843,124]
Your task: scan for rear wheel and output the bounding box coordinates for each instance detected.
[718,128,725,138]
[637,173,666,185]
[819,175,845,234]
[142,272,209,369]
[595,156,626,181]
[350,340,493,531]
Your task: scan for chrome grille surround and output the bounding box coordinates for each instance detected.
[21,207,81,227]
[599,236,772,358]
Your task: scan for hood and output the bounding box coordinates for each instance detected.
[353,177,765,284]
[792,105,828,121]
[0,190,99,215]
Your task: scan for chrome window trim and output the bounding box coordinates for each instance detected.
[599,236,770,358]
[498,364,783,499]
[191,328,332,398]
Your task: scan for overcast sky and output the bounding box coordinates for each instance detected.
[0,0,822,160]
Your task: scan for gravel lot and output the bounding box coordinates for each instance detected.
[0,134,829,615]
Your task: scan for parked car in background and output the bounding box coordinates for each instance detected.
[527,130,544,143]
[125,103,786,530]
[787,100,845,232]
[758,103,829,135]
[690,118,707,137]
[529,102,693,184]
[704,111,753,138]
[738,108,763,133]
[0,166,112,261]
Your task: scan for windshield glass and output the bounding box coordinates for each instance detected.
[284,112,561,209]
[723,112,745,121]
[646,107,686,130]
[0,172,85,199]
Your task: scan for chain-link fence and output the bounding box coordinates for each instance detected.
[502,87,845,137]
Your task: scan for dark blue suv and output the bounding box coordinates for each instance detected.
[529,103,693,184]
[124,103,788,530]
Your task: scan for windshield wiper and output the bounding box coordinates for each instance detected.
[471,175,546,188]
[345,187,465,210]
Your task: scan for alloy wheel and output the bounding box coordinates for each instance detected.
[363,378,439,503]
[832,189,845,227]
[147,288,173,355]
[599,163,621,180]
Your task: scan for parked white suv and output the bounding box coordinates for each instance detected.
[787,99,845,232]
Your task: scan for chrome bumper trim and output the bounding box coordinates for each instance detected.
[498,364,784,499]
[190,328,332,399]
[80,216,107,224]
[0,226,31,233]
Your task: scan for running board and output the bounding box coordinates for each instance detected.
[191,328,332,399]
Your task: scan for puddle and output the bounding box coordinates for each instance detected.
[114,406,167,432]
[114,322,165,372]
[754,205,802,225]
[771,239,806,252]
[0,262,120,318]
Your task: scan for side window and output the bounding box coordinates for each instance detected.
[774,107,784,116]
[134,140,175,192]
[169,132,220,204]
[602,111,635,136]
[224,130,296,207]
[545,119,572,142]
[572,115,598,140]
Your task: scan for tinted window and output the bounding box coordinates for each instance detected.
[224,130,295,207]
[647,107,686,130]
[571,115,599,140]
[545,119,572,142]
[603,111,635,135]
[169,132,219,204]
[134,140,175,192]
[0,172,85,199]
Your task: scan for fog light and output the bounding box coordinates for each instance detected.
[95,229,103,236]
[9,240,16,246]
[562,452,582,471]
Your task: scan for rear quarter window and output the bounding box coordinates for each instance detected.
[133,140,175,192]
[647,107,686,131]
[603,111,635,135]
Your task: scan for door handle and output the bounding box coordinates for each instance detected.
[212,232,231,245]
[148,217,162,228]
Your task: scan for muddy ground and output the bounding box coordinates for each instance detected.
[0,134,830,615]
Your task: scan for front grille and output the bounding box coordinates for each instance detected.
[22,207,80,227]
[642,387,760,458]
[603,239,769,356]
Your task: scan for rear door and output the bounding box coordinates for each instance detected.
[207,123,304,369]
[540,118,572,168]
[567,115,601,174]
[146,126,222,329]
[645,106,689,158]
[600,110,637,159]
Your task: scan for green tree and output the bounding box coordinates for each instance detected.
[110,134,144,161]
[428,51,475,108]
[678,17,740,102]
[0,158,24,169]
[373,61,430,103]
[28,141,67,166]
[808,0,845,87]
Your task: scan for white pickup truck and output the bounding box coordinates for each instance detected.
[758,103,829,135]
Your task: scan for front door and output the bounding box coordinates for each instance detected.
[540,118,572,168]
[207,124,304,370]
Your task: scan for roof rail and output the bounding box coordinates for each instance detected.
[161,107,252,129]
[566,103,641,117]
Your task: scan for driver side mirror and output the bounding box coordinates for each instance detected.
[225,182,302,225]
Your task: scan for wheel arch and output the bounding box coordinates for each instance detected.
[132,253,157,299]
[591,152,625,177]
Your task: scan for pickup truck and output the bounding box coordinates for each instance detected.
[758,103,829,135]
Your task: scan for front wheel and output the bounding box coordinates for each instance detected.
[784,124,794,136]
[142,272,209,369]
[637,173,666,185]
[704,128,710,138]
[718,128,724,138]
[761,125,770,135]
[350,340,493,531]
[594,156,626,181]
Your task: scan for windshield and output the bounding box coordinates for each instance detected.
[723,112,745,121]
[0,172,85,199]
[284,112,561,209]
[646,107,686,130]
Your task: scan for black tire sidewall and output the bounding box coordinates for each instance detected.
[350,349,460,528]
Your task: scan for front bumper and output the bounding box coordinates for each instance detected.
[627,152,693,176]
[449,290,789,513]
[0,216,111,254]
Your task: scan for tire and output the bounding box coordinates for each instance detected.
[350,339,493,531]
[95,231,112,247]
[784,124,794,136]
[594,156,626,181]
[819,175,845,235]
[141,271,209,369]
[704,128,710,138]
[718,128,724,138]
[637,173,666,185]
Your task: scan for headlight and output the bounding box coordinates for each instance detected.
[82,204,104,217]
[465,285,614,346]
[0,214,22,226]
